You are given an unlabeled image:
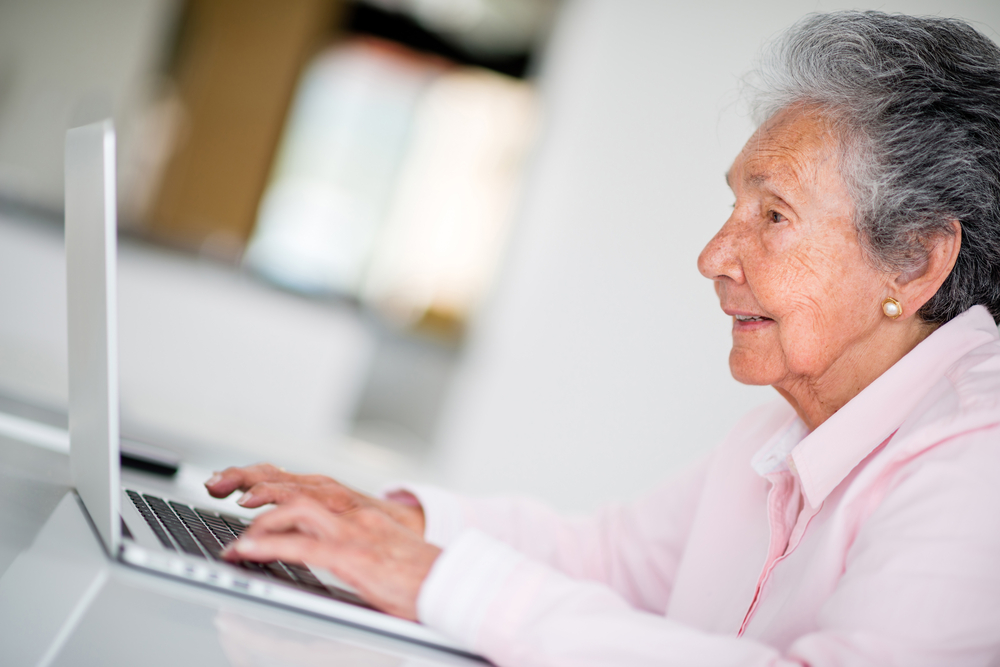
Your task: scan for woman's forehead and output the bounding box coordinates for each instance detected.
[728,110,841,193]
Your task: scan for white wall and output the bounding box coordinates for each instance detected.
[432,0,1000,511]
[0,0,174,208]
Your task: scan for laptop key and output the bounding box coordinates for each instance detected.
[125,489,176,551]
[143,495,206,558]
[284,563,324,587]
[221,517,247,536]
[169,501,230,559]
[264,562,297,582]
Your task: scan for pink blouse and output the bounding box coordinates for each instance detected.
[404,305,1000,666]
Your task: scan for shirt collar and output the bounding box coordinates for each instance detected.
[751,417,808,477]
[788,305,999,508]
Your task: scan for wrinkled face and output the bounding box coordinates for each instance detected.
[698,108,892,390]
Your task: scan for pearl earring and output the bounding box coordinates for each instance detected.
[882,297,903,319]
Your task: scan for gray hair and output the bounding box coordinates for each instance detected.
[749,11,1000,325]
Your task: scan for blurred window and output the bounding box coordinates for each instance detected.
[245,35,537,336]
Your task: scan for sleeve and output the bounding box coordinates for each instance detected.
[393,454,711,613]
[418,530,796,667]
[415,426,1000,667]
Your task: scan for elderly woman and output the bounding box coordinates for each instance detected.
[207,11,1000,666]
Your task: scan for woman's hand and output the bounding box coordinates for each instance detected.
[204,463,425,536]
[221,496,441,621]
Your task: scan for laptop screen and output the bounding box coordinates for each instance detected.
[65,120,121,554]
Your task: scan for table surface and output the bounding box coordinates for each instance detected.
[0,424,485,667]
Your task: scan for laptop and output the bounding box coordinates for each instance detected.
[64,120,468,656]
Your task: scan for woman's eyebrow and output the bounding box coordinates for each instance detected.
[746,163,805,196]
[725,166,797,194]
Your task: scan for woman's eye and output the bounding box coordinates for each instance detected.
[769,210,785,223]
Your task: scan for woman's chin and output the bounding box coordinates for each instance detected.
[728,350,780,386]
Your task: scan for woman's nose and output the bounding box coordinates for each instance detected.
[697,217,743,284]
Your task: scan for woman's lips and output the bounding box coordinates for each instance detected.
[732,314,774,332]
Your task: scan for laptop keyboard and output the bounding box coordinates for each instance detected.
[125,489,370,608]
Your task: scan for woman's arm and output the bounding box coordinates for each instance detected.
[397,455,711,613]
[207,455,711,614]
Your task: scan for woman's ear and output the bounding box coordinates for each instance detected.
[893,220,962,317]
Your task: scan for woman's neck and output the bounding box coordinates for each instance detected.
[774,320,937,431]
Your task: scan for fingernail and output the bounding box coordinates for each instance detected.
[237,492,254,506]
[206,473,222,487]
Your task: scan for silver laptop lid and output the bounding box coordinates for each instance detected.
[66,120,121,554]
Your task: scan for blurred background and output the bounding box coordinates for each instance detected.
[0,0,997,510]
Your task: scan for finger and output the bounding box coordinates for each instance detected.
[290,484,363,515]
[236,481,302,508]
[238,482,365,515]
[222,532,321,565]
[204,463,290,498]
[238,480,370,517]
[242,499,338,540]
